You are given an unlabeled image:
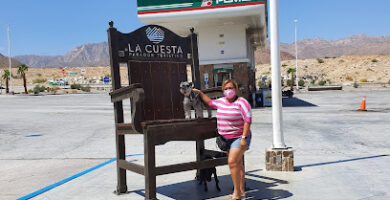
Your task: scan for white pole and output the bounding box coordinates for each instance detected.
[7,25,12,93]
[294,19,299,90]
[270,0,286,148]
[0,70,2,94]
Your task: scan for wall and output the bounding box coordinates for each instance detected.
[198,24,248,65]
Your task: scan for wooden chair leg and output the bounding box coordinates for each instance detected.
[144,133,157,200]
[196,140,205,177]
[116,135,127,193]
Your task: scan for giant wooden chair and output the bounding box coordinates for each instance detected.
[107,22,228,200]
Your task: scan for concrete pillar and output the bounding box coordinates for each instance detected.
[266,0,294,171]
[269,0,286,149]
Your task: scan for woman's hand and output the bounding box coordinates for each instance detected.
[240,138,247,151]
[192,88,201,94]
[193,88,211,105]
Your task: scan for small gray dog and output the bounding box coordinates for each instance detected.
[179,81,212,119]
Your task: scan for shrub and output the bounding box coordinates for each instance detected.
[310,80,316,85]
[345,75,353,81]
[339,59,344,63]
[281,63,288,67]
[371,58,378,63]
[318,80,326,86]
[33,85,46,94]
[326,79,332,84]
[286,79,291,86]
[317,58,324,64]
[71,84,82,90]
[81,85,91,92]
[47,87,61,94]
[360,78,368,83]
[266,79,272,89]
[28,89,33,93]
[257,80,263,88]
[298,80,305,87]
[353,82,359,88]
[32,78,47,84]
[262,71,271,75]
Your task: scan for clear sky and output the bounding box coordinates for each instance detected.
[1,0,389,56]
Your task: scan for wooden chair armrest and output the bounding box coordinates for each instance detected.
[110,83,143,103]
[110,83,144,133]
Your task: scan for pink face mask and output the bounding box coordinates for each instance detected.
[224,89,236,99]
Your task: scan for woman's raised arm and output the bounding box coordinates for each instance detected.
[192,88,211,105]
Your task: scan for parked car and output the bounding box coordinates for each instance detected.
[55,79,68,86]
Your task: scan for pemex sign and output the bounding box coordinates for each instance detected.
[137,0,265,15]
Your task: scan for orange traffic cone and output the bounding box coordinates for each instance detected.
[359,96,367,111]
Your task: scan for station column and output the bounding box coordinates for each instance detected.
[265,0,294,171]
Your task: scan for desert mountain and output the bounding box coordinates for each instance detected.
[14,42,109,68]
[13,35,390,68]
[0,53,23,68]
[255,49,295,64]
[280,34,390,59]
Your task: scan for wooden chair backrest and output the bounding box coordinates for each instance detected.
[128,61,187,121]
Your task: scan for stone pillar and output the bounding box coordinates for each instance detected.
[265,148,294,171]
[233,62,249,99]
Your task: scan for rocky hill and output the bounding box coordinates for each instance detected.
[256,55,390,85]
[280,34,390,59]
[255,49,295,64]
[14,42,109,68]
[13,35,390,68]
[0,53,23,68]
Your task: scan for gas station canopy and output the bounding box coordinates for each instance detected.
[137,0,267,47]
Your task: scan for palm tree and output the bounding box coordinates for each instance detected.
[1,70,10,93]
[17,64,29,94]
[287,68,296,90]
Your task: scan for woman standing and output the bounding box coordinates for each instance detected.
[193,79,252,199]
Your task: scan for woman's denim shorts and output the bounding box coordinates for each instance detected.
[228,134,252,151]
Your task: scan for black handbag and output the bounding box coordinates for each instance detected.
[216,133,235,152]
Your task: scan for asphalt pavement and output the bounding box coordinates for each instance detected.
[0,89,389,200]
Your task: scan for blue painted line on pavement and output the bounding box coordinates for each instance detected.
[17,154,143,200]
[25,134,42,137]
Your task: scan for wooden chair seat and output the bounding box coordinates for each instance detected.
[142,118,217,146]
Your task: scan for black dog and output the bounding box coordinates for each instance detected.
[195,154,221,192]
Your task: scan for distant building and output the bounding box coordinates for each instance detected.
[137,0,267,98]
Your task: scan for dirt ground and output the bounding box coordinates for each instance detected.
[256,55,390,86]
[2,55,390,89]
[2,67,129,86]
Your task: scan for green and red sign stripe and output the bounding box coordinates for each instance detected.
[137,0,265,15]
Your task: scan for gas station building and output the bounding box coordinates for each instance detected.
[137,0,267,98]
